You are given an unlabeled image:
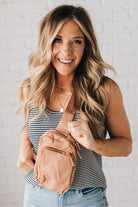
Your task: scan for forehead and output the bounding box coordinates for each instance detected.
[57,20,84,36]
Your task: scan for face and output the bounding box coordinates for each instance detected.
[52,20,85,78]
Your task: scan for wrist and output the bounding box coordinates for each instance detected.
[20,137,32,151]
[88,138,97,151]
[89,138,106,155]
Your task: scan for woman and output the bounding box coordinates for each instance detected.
[17,5,132,207]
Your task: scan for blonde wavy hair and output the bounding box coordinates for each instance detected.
[17,5,115,136]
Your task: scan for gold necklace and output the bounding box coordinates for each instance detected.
[57,93,71,112]
[55,92,71,96]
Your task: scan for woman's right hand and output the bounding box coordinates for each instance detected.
[17,127,36,171]
[17,81,36,171]
[17,143,36,171]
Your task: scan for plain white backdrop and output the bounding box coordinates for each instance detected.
[0,0,138,206]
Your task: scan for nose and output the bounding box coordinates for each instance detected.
[62,42,72,55]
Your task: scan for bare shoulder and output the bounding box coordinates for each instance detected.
[102,76,122,101]
[102,77,132,145]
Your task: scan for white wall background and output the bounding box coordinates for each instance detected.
[0,0,138,206]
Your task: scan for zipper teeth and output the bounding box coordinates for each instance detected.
[45,146,76,165]
[53,130,67,138]
[47,130,67,138]
[43,146,75,166]
[44,146,67,155]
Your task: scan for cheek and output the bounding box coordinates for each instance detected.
[52,47,57,57]
[76,47,85,60]
[52,45,60,57]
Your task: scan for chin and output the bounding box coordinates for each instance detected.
[57,70,75,77]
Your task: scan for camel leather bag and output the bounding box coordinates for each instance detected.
[34,95,81,194]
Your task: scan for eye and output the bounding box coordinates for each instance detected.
[73,40,82,44]
[53,38,62,43]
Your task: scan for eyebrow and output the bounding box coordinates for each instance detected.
[56,35,84,39]
[73,36,84,39]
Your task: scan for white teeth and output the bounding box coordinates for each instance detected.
[59,59,73,64]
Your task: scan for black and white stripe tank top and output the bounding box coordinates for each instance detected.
[25,107,107,189]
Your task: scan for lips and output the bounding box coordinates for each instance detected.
[58,58,74,64]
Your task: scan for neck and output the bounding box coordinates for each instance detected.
[56,73,74,89]
[55,86,71,95]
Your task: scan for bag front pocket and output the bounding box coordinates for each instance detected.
[37,147,75,194]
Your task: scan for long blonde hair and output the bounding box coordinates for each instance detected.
[17,5,115,136]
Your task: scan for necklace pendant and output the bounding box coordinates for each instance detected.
[60,108,64,112]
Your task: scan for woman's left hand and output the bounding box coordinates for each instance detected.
[68,120,96,150]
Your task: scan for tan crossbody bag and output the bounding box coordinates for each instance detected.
[34,95,81,194]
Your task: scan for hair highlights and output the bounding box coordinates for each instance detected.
[17,5,115,136]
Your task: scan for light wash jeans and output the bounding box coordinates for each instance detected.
[24,183,108,207]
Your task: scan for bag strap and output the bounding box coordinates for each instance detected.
[55,94,82,159]
[56,94,75,135]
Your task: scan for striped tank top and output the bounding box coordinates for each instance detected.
[25,107,107,189]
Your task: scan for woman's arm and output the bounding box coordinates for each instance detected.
[68,78,132,157]
[17,85,36,171]
[93,78,132,157]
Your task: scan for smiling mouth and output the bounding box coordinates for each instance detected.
[58,59,74,64]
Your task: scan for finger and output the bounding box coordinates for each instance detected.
[17,158,35,171]
[70,120,82,127]
[26,159,35,169]
[21,165,31,171]
[77,133,84,139]
[75,130,83,139]
[17,161,30,171]
[69,120,82,129]
[70,129,80,140]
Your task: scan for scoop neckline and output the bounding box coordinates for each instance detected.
[45,107,63,114]
[45,107,79,114]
